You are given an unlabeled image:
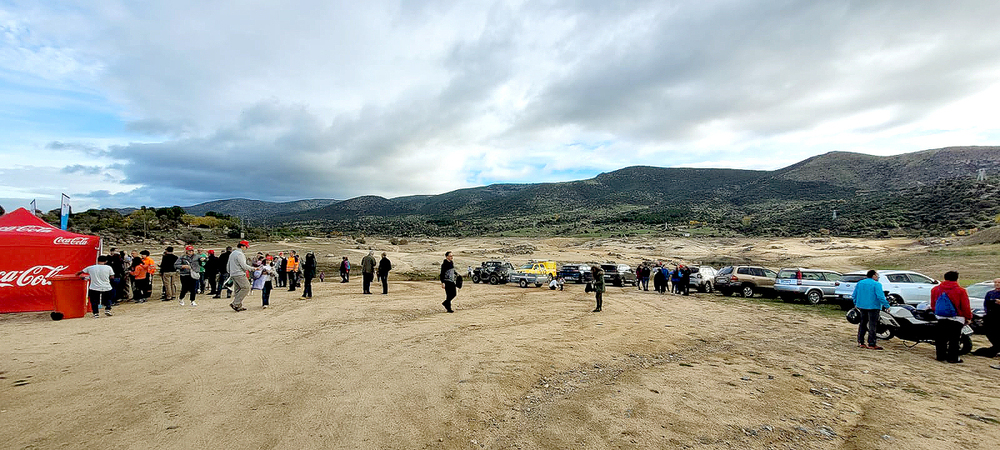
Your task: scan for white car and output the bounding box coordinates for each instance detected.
[834,270,939,307]
[689,266,718,293]
[915,280,992,312]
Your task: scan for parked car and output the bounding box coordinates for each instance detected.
[507,268,550,288]
[600,263,638,287]
[834,270,939,308]
[557,263,593,284]
[471,260,515,285]
[517,260,558,278]
[774,268,843,305]
[688,266,717,293]
[714,265,778,298]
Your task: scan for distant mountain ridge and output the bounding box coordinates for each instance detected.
[168,146,1000,236]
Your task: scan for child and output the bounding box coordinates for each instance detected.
[253,258,278,309]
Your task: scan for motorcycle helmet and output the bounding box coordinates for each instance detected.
[845,307,861,324]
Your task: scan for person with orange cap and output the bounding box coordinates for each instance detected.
[228,240,253,312]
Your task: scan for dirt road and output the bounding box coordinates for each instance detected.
[2,237,999,449]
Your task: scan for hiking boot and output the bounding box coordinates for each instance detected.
[104,310,113,316]
[868,345,884,350]
[93,313,100,318]
[190,301,197,307]
[857,343,867,348]
[179,300,185,306]
[947,358,964,364]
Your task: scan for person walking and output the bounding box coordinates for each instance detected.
[196,248,208,294]
[130,251,151,302]
[591,265,605,312]
[852,270,890,350]
[174,245,202,306]
[228,240,253,312]
[275,252,287,288]
[440,251,457,313]
[930,271,972,363]
[77,255,115,318]
[653,265,666,294]
[214,247,232,299]
[981,278,1000,358]
[253,258,278,309]
[680,265,691,296]
[377,252,392,294]
[340,257,351,282]
[301,252,316,299]
[361,250,377,294]
[286,251,300,292]
[204,250,219,296]
[159,247,179,301]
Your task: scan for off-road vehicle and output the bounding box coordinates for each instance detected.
[714,265,777,298]
[471,260,514,285]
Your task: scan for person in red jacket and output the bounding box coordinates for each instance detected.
[929,271,972,364]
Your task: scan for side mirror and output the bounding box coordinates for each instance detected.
[933,279,939,284]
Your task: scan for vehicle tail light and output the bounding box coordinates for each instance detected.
[796,271,802,285]
[730,275,738,281]
[834,282,840,286]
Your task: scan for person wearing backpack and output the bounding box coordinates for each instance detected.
[929,271,972,364]
[852,270,890,350]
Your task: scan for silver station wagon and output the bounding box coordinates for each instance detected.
[775,268,843,305]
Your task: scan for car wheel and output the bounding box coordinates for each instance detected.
[704,282,713,293]
[472,274,481,284]
[489,275,500,285]
[519,279,528,288]
[887,294,904,306]
[806,290,823,305]
[742,285,755,298]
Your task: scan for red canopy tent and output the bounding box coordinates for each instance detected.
[0,208,101,313]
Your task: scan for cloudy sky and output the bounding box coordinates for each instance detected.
[2,1,1000,212]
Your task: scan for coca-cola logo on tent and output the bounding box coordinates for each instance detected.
[53,237,90,245]
[0,225,55,233]
[0,265,69,288]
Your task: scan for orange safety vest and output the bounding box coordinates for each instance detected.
[131,263,149,280]
[143,256,157,275]
[286,255,299,272]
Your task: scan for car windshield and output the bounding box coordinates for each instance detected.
[718,266,733,276]
[519,263,533,269]
[968,284,994,299]
[841,275,865,283]
[601,265,616,271]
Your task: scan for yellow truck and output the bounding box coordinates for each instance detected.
[517,260,557,278]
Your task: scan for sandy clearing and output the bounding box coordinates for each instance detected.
[2,236,999,449]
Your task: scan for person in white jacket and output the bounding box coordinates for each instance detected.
[228,240,253,312]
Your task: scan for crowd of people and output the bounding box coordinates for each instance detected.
[81,242,399,313]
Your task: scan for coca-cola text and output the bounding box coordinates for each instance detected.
[53,237,91,245]
[0,265,69,288]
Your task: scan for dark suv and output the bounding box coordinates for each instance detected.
[601,263,638,287]
[714,265,777,298]
[472,261,514,285]
[557,264,593,284]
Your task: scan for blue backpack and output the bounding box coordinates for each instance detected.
[934,292,957,317]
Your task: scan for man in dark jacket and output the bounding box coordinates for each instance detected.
[680,265,691,296]
[205,250,219,295]
[160,247,178,301]
[930,271,972,364]
[982,278,1000,358]
[440,251,457,313]
[361,250,377,294]
[378,252,392,295]
[213,247,232,299]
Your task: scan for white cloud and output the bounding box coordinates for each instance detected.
[1,0,999,209]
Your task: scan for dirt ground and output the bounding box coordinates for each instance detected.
[3,236,1000,449]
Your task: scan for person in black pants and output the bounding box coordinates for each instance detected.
[301,252,316,299]
[680,265,691,296]
[378,252,392,294]
[440,251,457,313]
[214,247,232,299]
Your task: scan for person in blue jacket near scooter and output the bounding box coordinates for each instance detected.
[853,270,890,350]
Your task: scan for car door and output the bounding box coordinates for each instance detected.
[903,272,937,304]
[882,273,910,302]
[821,272,842,296]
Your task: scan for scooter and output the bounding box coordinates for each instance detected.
[876,304,975,355]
